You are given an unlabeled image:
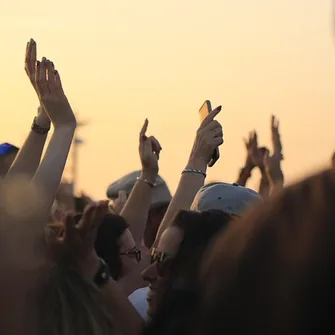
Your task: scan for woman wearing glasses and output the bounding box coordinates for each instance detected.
[142,209,234,335]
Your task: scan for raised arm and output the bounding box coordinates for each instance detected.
[120,119,161,245]
[5,40,51,180]
[154,105,223,244]
[263,115,284,194]
[236,132,257,186]
[31,56,76,224]
[48,202,144,335]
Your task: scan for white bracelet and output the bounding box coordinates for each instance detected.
[182,169,207,178]
[136,177,156,188]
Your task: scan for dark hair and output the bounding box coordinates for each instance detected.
[195,169,335,335]
[144,202,169,249]
[94,214,128,280]
[143,209,233,335]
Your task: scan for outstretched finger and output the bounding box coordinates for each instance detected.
[63,213,76,243]
[79,203,96,231]
[140,119,149,140]
[46,60,55,86]
[25,39,36,77]
[201,105,222,128]
[54,69,63,92]
[36,60,47,97]
[93,201,108,229]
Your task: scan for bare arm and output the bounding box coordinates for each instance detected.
[103,279,144,335]
[258,167,271,198]
[154,105,224,244]
[263,115,284,195]
[6,41,51,180]
[32,125,75,218]
[120,119,161,245]
[30,56,76,228]
[6,109,50,180]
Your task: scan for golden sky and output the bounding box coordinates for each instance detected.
[1,0,335,199]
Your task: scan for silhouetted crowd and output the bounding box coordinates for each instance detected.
[0,39,334,335]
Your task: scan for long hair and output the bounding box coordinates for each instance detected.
[32,264,115,335]
[196,169,335,335]
[144,209,233,335]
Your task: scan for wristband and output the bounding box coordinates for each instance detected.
[136,177,156,188]
[31,117,50,135]
[182,169,207,178]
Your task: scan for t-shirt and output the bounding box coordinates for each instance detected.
[128,287,149,321]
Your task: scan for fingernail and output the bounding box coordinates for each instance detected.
[54,70,58,75]
[218,105,222,111]
[42,57,46,61]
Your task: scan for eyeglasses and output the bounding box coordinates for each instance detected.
[151,248,173,277]
[120,248,141,262]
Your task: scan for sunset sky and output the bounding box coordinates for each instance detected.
[1,0,335,199]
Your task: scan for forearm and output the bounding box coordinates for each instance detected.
[32,125,75,220]
[103,279,144,335]
[236,161,254,187]
[120,170,156,245]
[154,157,207,244]
[268,170,284,195]
[6,114,50,180]
[258,168,270,199]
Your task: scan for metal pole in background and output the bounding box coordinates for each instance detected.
[71,120,88,195]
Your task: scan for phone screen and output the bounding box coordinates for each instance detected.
[199,100,220,167]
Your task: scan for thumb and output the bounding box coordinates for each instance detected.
[263,151,270,168]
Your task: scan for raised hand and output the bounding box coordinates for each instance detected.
[35,58,76,128]
[263,115,284,187]
[271,115,283,159]
[189,105,223,165]
[25,39,50,128]
[139,119,162,181]
[48,201,109,278]
[244,131,267,169]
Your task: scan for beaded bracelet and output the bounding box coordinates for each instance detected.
[136,177,156,188]
[31,117,50,135]
[182,168,207,178]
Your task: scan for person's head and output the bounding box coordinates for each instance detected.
[142,209,233,320]
[0,143,19,177]
[191,182,262,215]
[32,264,115,335]
[194,169,335,335]
[93,213,140,280]
[143,202,169,249]
[107,171,171,249]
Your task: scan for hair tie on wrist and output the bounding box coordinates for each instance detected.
[31,117,50,135]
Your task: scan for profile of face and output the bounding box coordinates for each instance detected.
[141,226,184,317]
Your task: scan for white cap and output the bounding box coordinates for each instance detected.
[191,182,262,216]
[107,170,172,207]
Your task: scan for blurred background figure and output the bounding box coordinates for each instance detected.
[107,170,172,249]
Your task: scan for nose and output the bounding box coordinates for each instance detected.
[142,261,158,283]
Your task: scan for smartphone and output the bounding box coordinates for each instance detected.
[199,100,220,167]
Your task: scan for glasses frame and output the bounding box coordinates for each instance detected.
[120,248,142,262]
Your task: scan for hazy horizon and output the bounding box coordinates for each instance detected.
[1,0,334,199]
